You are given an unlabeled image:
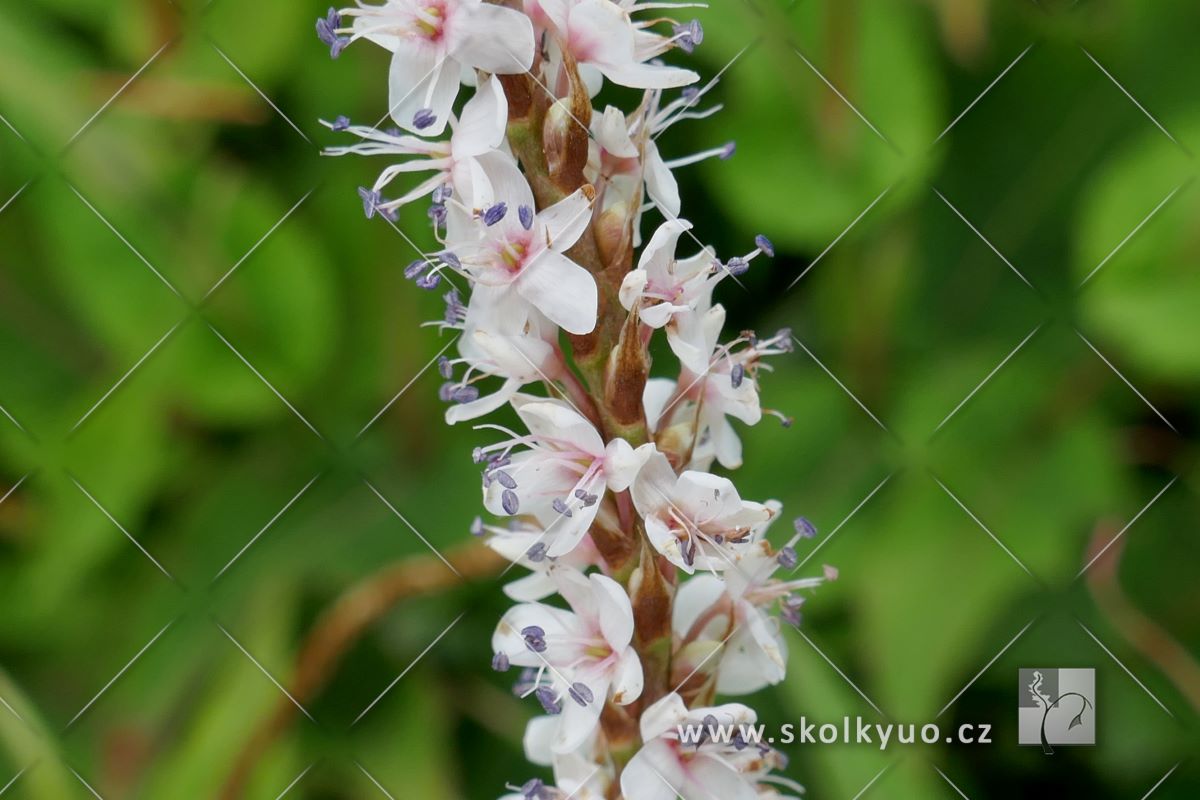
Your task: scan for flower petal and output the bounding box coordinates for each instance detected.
[452,76,508,158]
[516,250,598,335]
[388,46,459,136]
[538,189,594,253]
[447,0,536,73]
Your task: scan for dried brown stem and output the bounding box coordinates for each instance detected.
[218,540,505,800]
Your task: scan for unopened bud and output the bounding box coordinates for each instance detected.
[594,202,632,266]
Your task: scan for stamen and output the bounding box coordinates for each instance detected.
[534,686,562,715]
[518,204,534,230]
[502,489,520,515]
[482,202,509,226]
[492,652,511,672]
[755,234,775,257]
[793,516,817,539]
[672,19,704,54]
[730,363,745,388]
[526,542,547,562]
[330,115,351,131]
[469,516,484,537]
[776,545,798,569]
[568,682,594,707]
[552,498,574,518]
[413,108,437,130]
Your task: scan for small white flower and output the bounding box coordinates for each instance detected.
[673,533,833,694]
[533,0,699,93]
[620,692,769,800]
[438,287,566,424]
[326,0,535,135]
[447,182,600,335]
[631,451,773,573]
[324,76,519,215]
[478,394,654,556]
[478,517,602,601]
[493,567,644,753]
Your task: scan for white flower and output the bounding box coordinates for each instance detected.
[590,91,732,231]
[493,567,644,753]
[534,0,699,93]
[477,517,602,601]
[438,286,566,424]
[478,394,653,556]
[324,0,535,135]
[673,530,834,695]
[644,322,793,470]
[324,76,520,215]
[446,181,600,335]
[620,693,771,800]
[631,451,774,573]
[621,222,774,375]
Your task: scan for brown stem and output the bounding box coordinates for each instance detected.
[218,541,504,800]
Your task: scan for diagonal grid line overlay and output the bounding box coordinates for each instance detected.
[216,621,316,722]
[934,765,971,800]
[66,620,175,729]
[1075,331,1177,432]
[850,764,892,800]
[68,766,106,800]
[794,626,887,718]
[352,612,465,726]
[0,766,29,796]
[933,324,1042,436]
[1140,763,1181,800]
[1077,181,1191,288]
[70,475,175,581]
[931,474,1035,579]
[274,763,316,800]
[213,472,323,582]
[937,617,1037,718]
[356,335,461,439]
[792,48,901,155]
[789,335,893,437]
[786,184,893,290]
[210,40,312,144]
[204,188,317,301]
[64,39,175,151]
[933,44,1034,146]
[1077,621,1174,718]
[364,479,462,576]
[208,324,326,440]
[794,473,893,572]
[933,187,1035,290]
[356,761,398,800]
[1076,475,1177,579]
[1080,47,1191,157]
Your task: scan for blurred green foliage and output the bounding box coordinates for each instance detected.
[1,0,1198,798]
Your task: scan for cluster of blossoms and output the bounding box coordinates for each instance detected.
[318,1,835,797]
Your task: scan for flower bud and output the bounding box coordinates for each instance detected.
[594,202,633,267]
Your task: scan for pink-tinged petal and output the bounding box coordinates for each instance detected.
[644,514,690,573]
[541,483,603,558]
[630,452,677,520]
[618,269,648,312]
[516,250,598,335]
[596,105,639,157]
[452,76,508,158]
[538,189,594,253]
[604,439,654,492]
[598,60,700,90]
[501,570,557,602]
[550,565,598,621]
[493,602,578,667]
[388,45,459,135]
[639,300,689,329]
[511,395,605,453]
[644,141,681,216]
[716,622,787,695]
[705,417,744,472]
[522,715,558,766]
[552,677,607,753]
[620,740,685,800]
[638,218,692,282]
[591,573,635,648]
[666,309,715,375]
[611,647,644,705]
[643,378,677,431]
[638,692,690,741]
[464,149,532,212]
[673,470,741,518]
[447,1,536,73]
[671,574,729,639]
[445,376,522,425]
[685,755,759,800]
